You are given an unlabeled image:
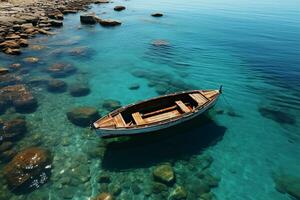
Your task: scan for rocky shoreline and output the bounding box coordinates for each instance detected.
[0,0,108,55]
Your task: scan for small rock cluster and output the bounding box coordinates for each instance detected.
[0,0,100,55]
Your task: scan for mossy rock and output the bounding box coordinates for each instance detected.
[153,163,175,185]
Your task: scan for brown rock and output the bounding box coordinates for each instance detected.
[153,164,175,185]
[18,39,29,47]
[80,14,97,24]
[4,147,52,190]
[3,48,21,55]
[98,19,121,27]
[0,67,9,74]
[67,106,100,127]
[94,0,110,4]
[0,40,20,49]
[38,29,55,35]
[23,56,39,63]
[94,193,113,200]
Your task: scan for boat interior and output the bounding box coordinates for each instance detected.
[94,90,219,129]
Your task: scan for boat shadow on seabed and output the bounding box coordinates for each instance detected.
[101,113,226,171]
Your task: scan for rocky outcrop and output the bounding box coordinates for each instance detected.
[94,193,113,200]
[4,147,52,191]
[80,13,97,24]
[114,6,126,11]
[151,13,163,17]
[67,106,99,127]
[153,163,175,185]
[0,117,27,141]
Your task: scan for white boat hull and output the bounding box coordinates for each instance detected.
[95,95,219,138]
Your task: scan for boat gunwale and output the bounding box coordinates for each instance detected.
[94,89,220,130]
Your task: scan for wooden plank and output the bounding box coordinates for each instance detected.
[189,93,208,106]
[144,110,180,123]
[132,112,146,125]
[113,113,126,128]
[142,105,177,118]
[175,100,190,113]
[202,90,218,99]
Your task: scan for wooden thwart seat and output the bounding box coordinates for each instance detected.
[144,110,180,123]
[175,101,190,113]
[189,93,208,106]
[113,113,126,128]
[132,112,146,125]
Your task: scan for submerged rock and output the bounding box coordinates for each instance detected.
[169,186,187,200]
[47,63,77,78]
[3,48,21,55]
[114,6,126,11]
[47,79,67,93]
[273,174,300,200]
[151,39,170,47]
[98,172,111,183]
[129,83,140,90]
[102,99,122,111]
[151,13,163,17]
[1,118,27,141]
[94,192,113,200]
[258,107,296,125]
[0,142,14,153]
[153,163,175,185]
[94,0,110,3]
[69,83,90,97]
[4,147,52,191]
[23,56,39,63]
[67,106,99,127]
[0,67,9,75]
[50,20,63,27]
[152,182,168,194]
[0,84,37,112]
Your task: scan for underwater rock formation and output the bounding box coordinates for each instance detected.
[151,40,170,47]
[93,192,113,200]
[67,106,99,127]
[69,83,90,97]
[3,147,52,192]
[0,67,9,75]
[0,84,37,112]
[258,107,296,125]
[153,163,175,185]
[1,117,27,141]
[169,186,187,200]
[102,99,122,111]
[23,56,39,63]
[46,63,77,78]
[273,173,300,200]
[129,83,140,90]
[47,79,67,93]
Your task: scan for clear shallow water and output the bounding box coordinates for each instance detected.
[0,0,300,199]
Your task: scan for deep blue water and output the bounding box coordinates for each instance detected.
[0,0,300,199]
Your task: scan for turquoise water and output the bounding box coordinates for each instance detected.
[0,0,300,199]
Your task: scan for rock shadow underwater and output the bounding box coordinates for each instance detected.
[101,114,226,171]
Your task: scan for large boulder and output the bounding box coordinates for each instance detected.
[67,107,99,127]
[46,63,77,78]
[80,14,97,24]
[273,174,300,200]
[0,40,20,49]
[153,163,175,185]
[4,147,52,190]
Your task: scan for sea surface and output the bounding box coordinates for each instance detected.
[0,0,300,199]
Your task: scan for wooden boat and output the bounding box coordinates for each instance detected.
[92,86,222,138]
